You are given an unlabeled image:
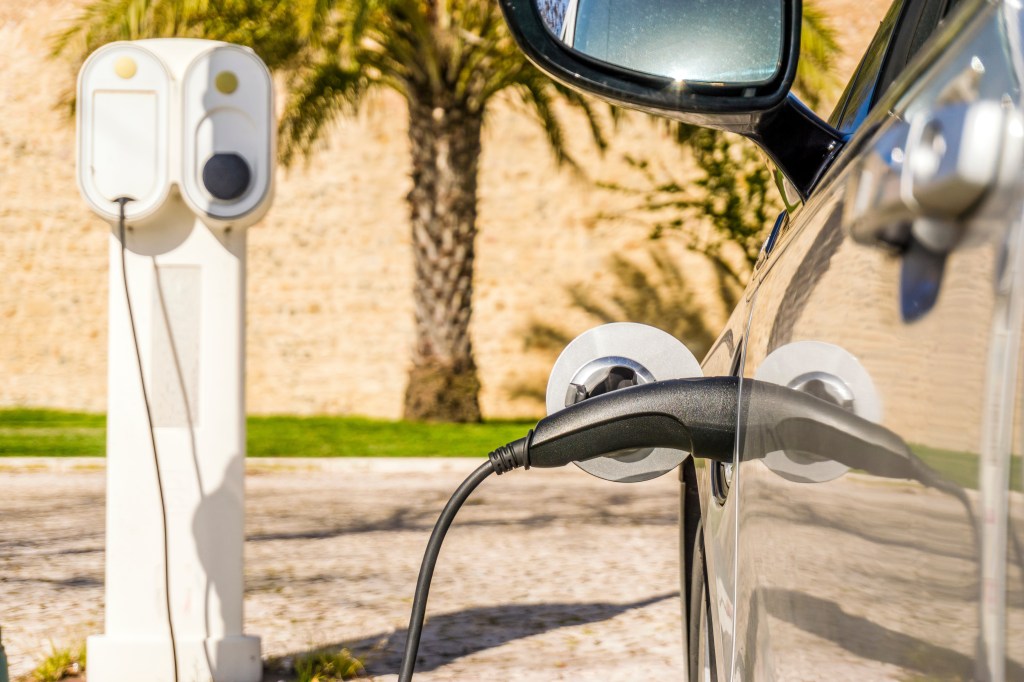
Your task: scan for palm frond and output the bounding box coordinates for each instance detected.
[522,321,573,352]
[552,82,609,152]
[794,0,842,110]
[52,0,304,71]
[507,70,579,169]
[279,60,369,166]
[51,0,155,61]
[513,246,730,406]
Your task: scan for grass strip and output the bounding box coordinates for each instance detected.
[0,409,106,457]
[0,408,536,458]
[247,414,534,457]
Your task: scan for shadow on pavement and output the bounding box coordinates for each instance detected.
[273,591,679,678]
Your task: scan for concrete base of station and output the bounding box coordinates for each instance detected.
[87,633,261,682]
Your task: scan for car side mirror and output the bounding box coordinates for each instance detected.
[499,0,843,199]
[502,0,800,116]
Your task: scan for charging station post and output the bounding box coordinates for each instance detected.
[76,39,274,682]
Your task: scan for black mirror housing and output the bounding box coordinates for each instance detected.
[499,0,804,118]
[499,0,847,201]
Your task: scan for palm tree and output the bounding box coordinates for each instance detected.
[53,0,607,422]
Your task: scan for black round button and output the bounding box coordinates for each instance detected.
[202,153,251,201]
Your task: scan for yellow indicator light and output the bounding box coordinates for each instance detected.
[114,56,137,79]
[215,71,239,94]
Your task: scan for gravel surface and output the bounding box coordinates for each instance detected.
[0,458,686,681]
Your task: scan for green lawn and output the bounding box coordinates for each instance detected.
[246,414,535,457]
[0,409,106,457]
[0,408,536,458]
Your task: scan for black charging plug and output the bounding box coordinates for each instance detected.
[488,377,739,474]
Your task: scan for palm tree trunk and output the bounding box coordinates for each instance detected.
[403,94,484,422]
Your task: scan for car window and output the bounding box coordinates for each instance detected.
[829,1,906,132]
[874,0,951,100]
[829,0,960,134]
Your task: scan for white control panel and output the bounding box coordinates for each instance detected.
[77,44,172,222]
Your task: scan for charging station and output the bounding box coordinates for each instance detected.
[77,39,274,682]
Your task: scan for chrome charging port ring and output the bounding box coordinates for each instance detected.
[545,323,703,483]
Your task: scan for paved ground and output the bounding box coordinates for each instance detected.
[0,458,686,681]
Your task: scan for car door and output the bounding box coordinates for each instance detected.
[728,1,1024,680]
[686,261,756,679]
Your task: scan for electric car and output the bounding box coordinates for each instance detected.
[496,0,1024,679]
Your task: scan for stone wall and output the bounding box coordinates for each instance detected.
[0,0,888,418]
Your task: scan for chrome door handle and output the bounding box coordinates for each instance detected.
[844,100,1023,254]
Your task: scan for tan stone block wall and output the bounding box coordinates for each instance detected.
[0,0,107,411]
[0,0,887,419]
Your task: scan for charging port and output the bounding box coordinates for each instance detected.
[565,356,656,463]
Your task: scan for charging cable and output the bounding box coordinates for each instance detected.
[394,379,735,681]
[397,461,496,681]
[396,375,977,679]
[116,198,180,682]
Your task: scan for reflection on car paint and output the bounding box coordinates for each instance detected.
[728,5,1024,678]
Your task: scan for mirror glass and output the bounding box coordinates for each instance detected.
[538,0,785,85]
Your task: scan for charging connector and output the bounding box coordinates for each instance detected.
[400,378,737,679]
[489,377,738,474]
[399,374,970,679]
[486,435,530,474]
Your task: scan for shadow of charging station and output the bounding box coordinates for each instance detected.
[76,39,274,682]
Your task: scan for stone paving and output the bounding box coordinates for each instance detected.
[0,458,686,680]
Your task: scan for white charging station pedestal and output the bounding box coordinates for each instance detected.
[77,39,274,682]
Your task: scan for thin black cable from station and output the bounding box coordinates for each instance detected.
[116,197,180,682]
